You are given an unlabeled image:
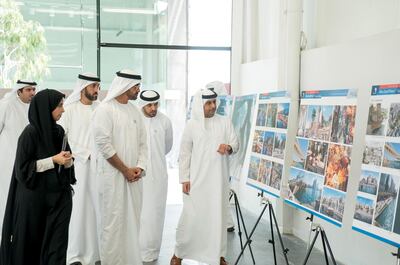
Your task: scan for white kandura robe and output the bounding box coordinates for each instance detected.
[59,101,100,265]
[0,95,29,238]
[139,111,173,262]
[93,99,148,265]
[175,114,239,265]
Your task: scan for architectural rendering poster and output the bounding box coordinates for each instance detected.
[352,84,400,247]
[216,95,234,117]
[230,94,257,180]
[247,91,290,197]
[285,89,357,226]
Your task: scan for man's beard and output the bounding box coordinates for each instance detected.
[84,89,98,101]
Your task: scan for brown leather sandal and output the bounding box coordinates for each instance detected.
[170,254,182,265]
[220,257,228,265]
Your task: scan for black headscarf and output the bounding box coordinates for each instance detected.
[28,89,65,156]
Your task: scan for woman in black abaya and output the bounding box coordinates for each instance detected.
[0,89,76,265]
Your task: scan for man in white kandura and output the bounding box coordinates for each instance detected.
[170,89,239,265]
[92,70,147,265]
[206,81,236,233]
[0,80,36,238]
[138,90,173,262]
[59,73,101,265]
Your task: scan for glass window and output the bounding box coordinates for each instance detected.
[17,0,96,89]
[100,0,175,45]
[188,0,232,46]
[188,50,231,99]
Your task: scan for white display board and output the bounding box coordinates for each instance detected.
[285,89,357,227]
[246,91,290,197]
[352,84,400,248]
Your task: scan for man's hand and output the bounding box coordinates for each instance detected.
[132,167,143,179]
[182,181,191,195]
[217,144,232,155]
[52,151,72,165]
[123,168,142,183]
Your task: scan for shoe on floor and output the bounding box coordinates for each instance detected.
[227,226,235,232]
[220,257,228,265]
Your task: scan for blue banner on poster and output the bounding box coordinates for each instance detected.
[259,91,289,100]
[301,89,355,99]
[371,84,400,96]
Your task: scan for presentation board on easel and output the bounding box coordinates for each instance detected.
[352,84,400,248]
[246,91,291,197]
[230,94,257,181]
[285,89,357,227]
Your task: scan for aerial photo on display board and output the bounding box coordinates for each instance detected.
[230,94,257,180]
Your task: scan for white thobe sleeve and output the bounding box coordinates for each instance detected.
[178,123,193,183]
[165,118,173,155]
[136,115,148,172]
[227,120,239,154]
[92,106,116,159]
[0,101,6,134]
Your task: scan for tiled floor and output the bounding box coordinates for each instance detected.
[145,204,344,265]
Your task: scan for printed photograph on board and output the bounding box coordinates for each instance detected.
[266,103,278,128]
[354,196,375,225]
[366,102,389,136]
[262,131,275,156]
[272,133,286,159]
[330,105,357,145]
[319,187,346,222]
[297,105,307,137]
[305,140,329,176]
[324,144,352,192]
[304,105,334,141]
[252,130,264,154]
[292,138,309,169]
[386,103,400,137]
[248,156,261,181]
[257,159,272,185]
[256,104,268,126]
[287,168,324,211]
[383,142,400,170]
[276,103,290,129]
[362,140,384,167]
[374,173,400,232]
[269,162,283,190]
[358,169,380,195]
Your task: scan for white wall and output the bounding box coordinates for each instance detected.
[303,0,400,48]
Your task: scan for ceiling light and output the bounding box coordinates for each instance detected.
[102,7,156,15]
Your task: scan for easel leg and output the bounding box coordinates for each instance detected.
[234,195,244,249]
[232,191,255,264]
[321,229,330,265]
[234,203,269,265]
[270,203,290,265]
[268,205,278,265]
[306,214,314,249]
[322,230,337,265]
[302,229,320,265]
